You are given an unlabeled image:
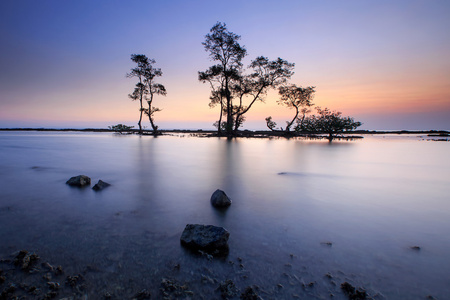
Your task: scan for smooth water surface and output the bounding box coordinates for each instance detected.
[0,132,449,299]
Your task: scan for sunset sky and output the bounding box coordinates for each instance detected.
[1,0,449,130]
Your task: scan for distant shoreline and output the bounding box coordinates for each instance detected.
[0,127,449,137]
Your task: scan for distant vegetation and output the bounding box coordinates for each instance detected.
[108,124,134,133]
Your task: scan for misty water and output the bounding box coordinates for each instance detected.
[0,131,449,299]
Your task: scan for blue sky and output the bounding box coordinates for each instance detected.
[1,0,449,130]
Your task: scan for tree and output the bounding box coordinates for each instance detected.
[108,124,134,133]
[199,22,294,136]
[232,57,294,133]
[301,107,362,140]
[265,84,315,132]
[127,54,166,135]
[199,22,246,136]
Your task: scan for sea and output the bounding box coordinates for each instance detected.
[0,131,449,299]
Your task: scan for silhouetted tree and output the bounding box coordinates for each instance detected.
[265,84,315,132]
[200,23,294,136]
[199,22,246,136]
[127,54,166,135]
[108,124,134,133]
[301,107,362,140]
[232,57,294,133]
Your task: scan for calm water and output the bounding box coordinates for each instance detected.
[0,131,449,299]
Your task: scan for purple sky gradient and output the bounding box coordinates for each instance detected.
[1,0,449,130]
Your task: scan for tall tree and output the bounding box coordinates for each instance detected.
[200,23,294,136]
[127,55,148,134]
[265,84,315,132]
[127,54,166,135]
[199,22,247,136]
[233,57,294,133]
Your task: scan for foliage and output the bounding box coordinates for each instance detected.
[127,54,166,135]
[108,124,134,133]
[199,22,294,136]
[298,107,362,139]
[266,84,315,132]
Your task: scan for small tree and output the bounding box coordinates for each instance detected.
[301,107,362,140]
[108,124,134,133]
[265,84,315,132]
[127,54,166,135]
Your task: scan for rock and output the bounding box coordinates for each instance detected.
[241,285,263,300]
[66,175,91,187]
[14,250,39,270]
[210,189,231,208]
[341,282,367,299]
[92,180,111,191]
[218,279,238,299]
[180,224,230,252]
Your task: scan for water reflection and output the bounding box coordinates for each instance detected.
[0,132,449,299]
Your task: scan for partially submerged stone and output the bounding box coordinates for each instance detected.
[92,180,111,191]
[210,189,231,208]
[66,175,91,187]
[180,224,229,253]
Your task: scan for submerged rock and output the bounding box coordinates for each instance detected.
[92,180,111,191]
[66,175,91,187]
[241,285,263,300]
[210,189,232,208]
[180,224,230,252]
[341,282,367,299]
[14,250,40,271]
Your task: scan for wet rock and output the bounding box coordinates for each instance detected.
[0,283,16,298]
[133,289,151,299]
[180,224,230,253]
[341,282,367,299]
[218,279,238,299]
[14,250,39,270]
[47,282,60,290]
[66,175,91,187]
[92,180,111,191]
[211,189,232,208]
[240,285,263,300]
[160,278,191,298]
[66,274,83,288]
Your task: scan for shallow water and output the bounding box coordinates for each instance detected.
[0,131,449,299]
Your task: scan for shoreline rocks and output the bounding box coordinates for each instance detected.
[180,224,229,254]
[210,189,231,208]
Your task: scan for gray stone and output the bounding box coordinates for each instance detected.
[66,175,91,187]
[180,224,229,252]
[92,180,111,191]
[210,189,231,208]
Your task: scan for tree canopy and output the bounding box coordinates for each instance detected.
[300,107,362,140]
[199,22,294,137]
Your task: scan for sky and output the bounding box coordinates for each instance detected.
[0,0,449,130]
